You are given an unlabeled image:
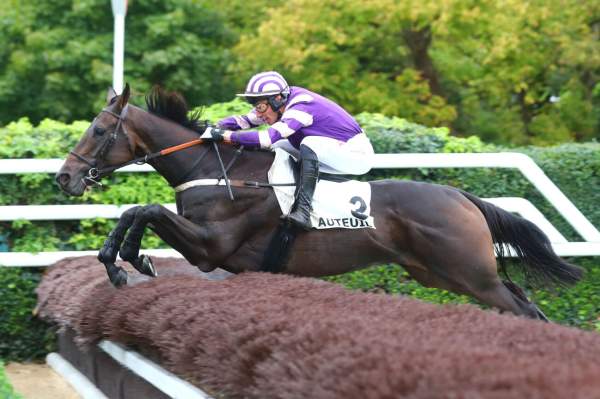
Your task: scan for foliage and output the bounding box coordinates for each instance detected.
[0,0,237,125]
[199,97,252,122]
[438,0,600,144]
[0,267,56,361]
[1,1,597,145]
[0,360,22,399]
[232,0,599,144]
[232,0,458,127]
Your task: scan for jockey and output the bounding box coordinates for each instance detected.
[205,71,374,230]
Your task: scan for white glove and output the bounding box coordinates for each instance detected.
[200,126,228,142]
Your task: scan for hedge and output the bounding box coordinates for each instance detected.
[0,360,22,399]
[0,99,598,360]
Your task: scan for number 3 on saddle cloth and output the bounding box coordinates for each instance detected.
[269,148,376,230]
[262,149,376,273]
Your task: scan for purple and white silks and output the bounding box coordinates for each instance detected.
[218,110,264,131]
[217,86,373,175]
[240,71,290,96]
[218,87,361,148]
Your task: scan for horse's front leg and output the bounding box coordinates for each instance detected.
[97,206,141,287]
[119,204,216,273]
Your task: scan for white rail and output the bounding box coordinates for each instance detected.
[1,153,599,267]
[46,341,213,399]
[98,340,213,399]
[0,204,177,221]
[46,353,109,399]
[373,153,600,242]
[0,197,572,264]
[0,158,152,174]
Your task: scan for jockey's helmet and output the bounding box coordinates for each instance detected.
[237,71,290,111]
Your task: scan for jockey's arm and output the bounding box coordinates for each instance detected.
[220,106,313,149]
[217,110,264,131]
[225,124,286,149]
[221,105,310,149]
[229,112,310,149]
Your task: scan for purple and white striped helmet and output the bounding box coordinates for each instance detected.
[237,71,290,98]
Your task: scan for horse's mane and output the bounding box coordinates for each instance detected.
[145,86,205,133]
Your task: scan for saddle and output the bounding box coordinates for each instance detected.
[261,149,375,273]
[288,156,350,185]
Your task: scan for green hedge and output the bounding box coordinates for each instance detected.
[0,361,23,399]
[0,268,56,361]
[0,100,598,360]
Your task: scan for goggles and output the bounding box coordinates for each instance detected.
[246,96,270,113]
[254,102,269,113]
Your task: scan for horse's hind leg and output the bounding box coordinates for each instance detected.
[401,263,539,319]
[454,252,548,320]
[501,280,549,321]
[410,249,546,320]
[468,279,547,320]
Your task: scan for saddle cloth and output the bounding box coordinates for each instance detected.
[268,149,375,230]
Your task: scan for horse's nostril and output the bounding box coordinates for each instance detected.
[56,173,71,186]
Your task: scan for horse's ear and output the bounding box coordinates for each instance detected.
[117,83,131,109]
[106,87,118,104]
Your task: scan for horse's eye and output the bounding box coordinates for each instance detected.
[94,127,106,136]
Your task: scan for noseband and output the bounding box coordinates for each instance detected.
[70,105,130,186]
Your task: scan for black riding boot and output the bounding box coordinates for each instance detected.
[287,145,319,230]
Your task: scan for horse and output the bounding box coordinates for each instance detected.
[55,84,583,320]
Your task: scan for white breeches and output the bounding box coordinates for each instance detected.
[272,133,374,175]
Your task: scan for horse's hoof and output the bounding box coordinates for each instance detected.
[139,255,157,277]
[131,255,157,277]
[98,242,118,263]
[111,268,128,288]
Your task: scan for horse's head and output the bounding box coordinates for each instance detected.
[56,84,136,196]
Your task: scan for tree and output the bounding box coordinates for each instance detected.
[436,0,600,144]
[232,0,599,144]
[0,0,237,125]
[232,0,461,127]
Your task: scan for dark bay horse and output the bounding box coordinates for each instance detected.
[56,85,583,320]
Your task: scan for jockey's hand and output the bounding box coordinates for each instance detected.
[201,126,230,142]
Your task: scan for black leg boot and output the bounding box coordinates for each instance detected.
[287,145,319,230]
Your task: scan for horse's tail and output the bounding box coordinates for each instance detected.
[459,189,583,287]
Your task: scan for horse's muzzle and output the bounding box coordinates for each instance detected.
[55,170,87,196]
[55,172,70,187]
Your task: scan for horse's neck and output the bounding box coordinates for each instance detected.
[222,147,275,181]
[129,108,274,186]
[129,107,204,185]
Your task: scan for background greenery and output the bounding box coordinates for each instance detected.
[0,360,22,399]
[0,0,598,144]
[0,100,598,360]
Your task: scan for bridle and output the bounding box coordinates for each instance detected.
[70,105,132,187]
